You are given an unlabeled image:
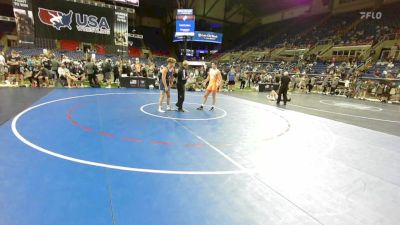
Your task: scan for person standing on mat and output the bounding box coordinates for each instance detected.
[197,62,223,111]
[227,67,236,92]
[174,60,189,112]
[276,71,291,105]
[158,57,176,113]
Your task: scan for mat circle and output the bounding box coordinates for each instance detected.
[11,93,247,175]
[140,102,227,121]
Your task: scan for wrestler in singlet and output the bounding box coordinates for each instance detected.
[160,68,173,91]
[197,62,223,111]
[158,57,176,113]
[206,68,221,93]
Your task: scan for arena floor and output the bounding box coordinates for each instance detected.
[0,88,400,225]
[225,91,400,136]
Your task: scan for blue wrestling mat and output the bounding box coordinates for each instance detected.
[1,88,399,225]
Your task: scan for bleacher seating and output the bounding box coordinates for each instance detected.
[310,62,328,74]
[343,2,400,45]
[363,61,400,78]
[225,3,400,52]
[10,47,43,56]
[6,46,149,63]
[296,11,361,46]
[230,20,287,50]
[267,14,327,48]
[153,56,167,67]
[228,12,361,50]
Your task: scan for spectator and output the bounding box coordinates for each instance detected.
[31,65,50,87]
[70,61,85,87]
[50,56,60,80]
[85,59,99,87]
[0,51,6,83]
[59,63,79,88]
[227,67,236,92]
[102,59,112,88]
[113,61,120,83]
[7,50,23,85]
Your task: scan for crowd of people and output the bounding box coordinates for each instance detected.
[0,50,163,88]
[0,48,399,104]
[217,57,400,103]
[0,49,228,99]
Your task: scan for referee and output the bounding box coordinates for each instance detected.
[175,60,189,112]
[276,71,291,105]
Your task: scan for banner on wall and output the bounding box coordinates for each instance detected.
[115,0,139,7]
[173,31,223,44]
[12,0,35,44]
[114,11,128,46]
[32,0,114,44]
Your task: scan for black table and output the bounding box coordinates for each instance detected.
[120,77,156,89]
[259,83,274,92]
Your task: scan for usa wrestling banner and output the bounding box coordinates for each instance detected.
[32,0,114,44]
[114,10,128,46]
[12,0,35,45]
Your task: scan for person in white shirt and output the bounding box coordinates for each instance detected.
[58,63,78,88]
[0,51,6,82]
[344,79,350,88]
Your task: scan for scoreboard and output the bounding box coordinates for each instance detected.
[175,9,195,37]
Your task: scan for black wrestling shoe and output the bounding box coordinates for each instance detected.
[209,107,215,111]
[177,109,185,112]
[197,106,203,110]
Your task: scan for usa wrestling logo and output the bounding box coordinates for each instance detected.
[38,8,73,30]
[37,7,111,35]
